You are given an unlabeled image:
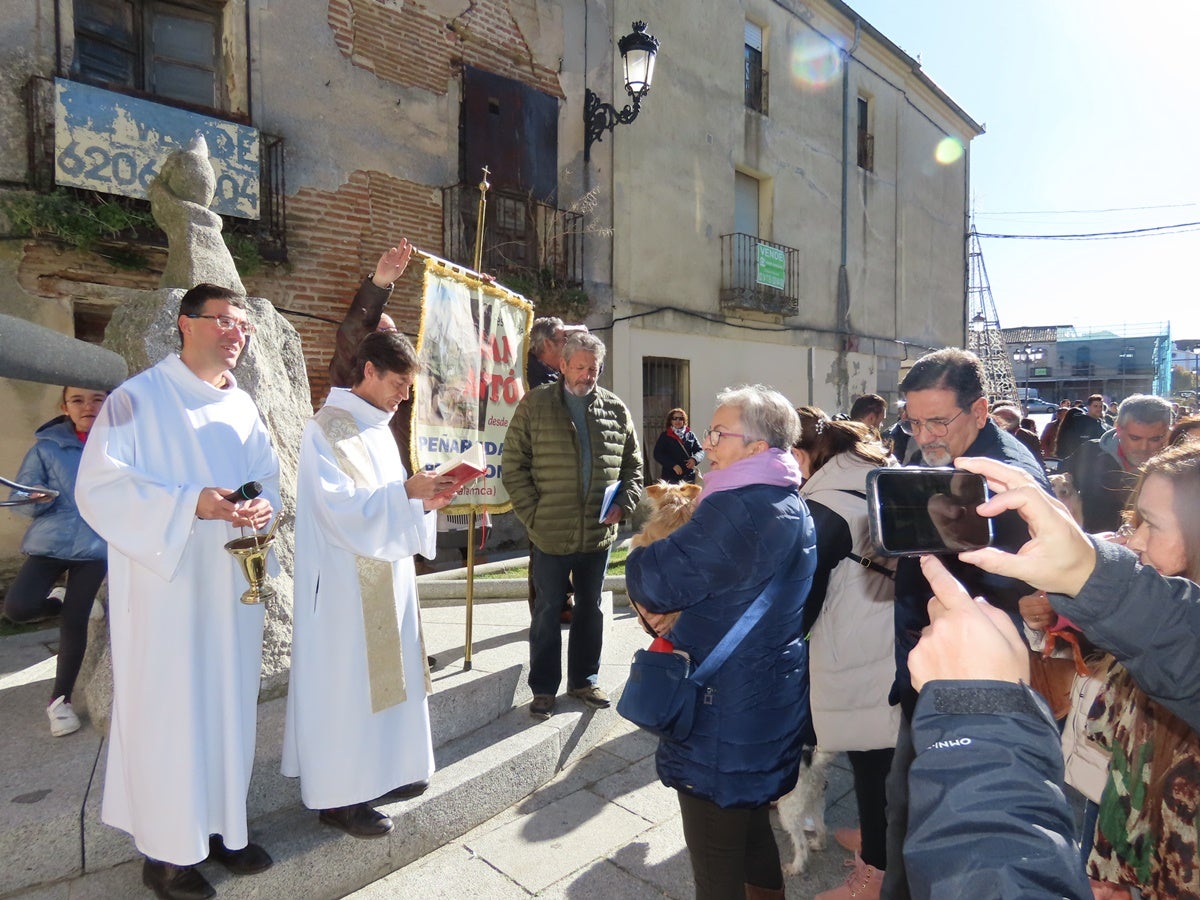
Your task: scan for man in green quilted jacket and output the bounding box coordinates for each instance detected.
[502,332,643,720]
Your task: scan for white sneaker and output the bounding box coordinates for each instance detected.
[47,696,80,737]
[47,587,67,604]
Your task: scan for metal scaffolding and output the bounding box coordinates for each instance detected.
[966,228,1018,400]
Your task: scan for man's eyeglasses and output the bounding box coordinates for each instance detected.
[704,428,753,446]
[185,314,257,336]
[899,408,967,438]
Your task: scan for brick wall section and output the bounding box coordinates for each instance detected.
[243,170,442,407]
[327,0,562,98]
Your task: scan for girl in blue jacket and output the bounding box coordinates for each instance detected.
[5,387,108,736]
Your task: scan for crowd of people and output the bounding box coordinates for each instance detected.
[625,353,1200,900]
[4,249,1199,900]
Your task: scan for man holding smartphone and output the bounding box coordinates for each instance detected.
[880,347,1051,900]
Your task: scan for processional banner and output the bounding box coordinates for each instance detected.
[411,255,533,513]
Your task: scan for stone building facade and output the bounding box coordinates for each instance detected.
[0,0,980,559]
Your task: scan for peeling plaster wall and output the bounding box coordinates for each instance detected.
[0,1,57,182]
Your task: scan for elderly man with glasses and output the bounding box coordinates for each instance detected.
[878,347,1051,900]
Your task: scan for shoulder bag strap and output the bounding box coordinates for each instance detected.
[833,489,895,580]
[689,526,800,687]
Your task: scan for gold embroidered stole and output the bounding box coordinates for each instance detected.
[313,405,430,712]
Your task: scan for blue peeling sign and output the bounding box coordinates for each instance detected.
[53,78,260,220]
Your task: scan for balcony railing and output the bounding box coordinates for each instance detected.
[442,183,583,289]
[22,76,286,259]
[719,233,800,316]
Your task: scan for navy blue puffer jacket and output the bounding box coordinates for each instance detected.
[626,483,816,808]
[11,416,106,560]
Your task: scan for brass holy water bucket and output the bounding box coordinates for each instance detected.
[225,533,276,605]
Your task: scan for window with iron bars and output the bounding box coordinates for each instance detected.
[857,96,874,171]
[744,22,767,115]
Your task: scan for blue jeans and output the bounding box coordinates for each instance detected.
[528,545,609,695]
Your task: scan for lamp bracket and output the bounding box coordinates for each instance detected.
[584,88,642,160]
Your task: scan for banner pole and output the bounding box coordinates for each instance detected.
[463,166,490,673]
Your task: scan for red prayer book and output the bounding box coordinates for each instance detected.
[432,444,487,499]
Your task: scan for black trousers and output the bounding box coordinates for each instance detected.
[881,713,915,900]
[848,747,895,871]
[4,555,106,702]
[677,790,782,899]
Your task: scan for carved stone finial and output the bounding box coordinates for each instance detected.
[149,138,246,294]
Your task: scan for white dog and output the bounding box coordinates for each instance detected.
[776,746,837,875]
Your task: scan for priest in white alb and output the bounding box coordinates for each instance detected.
[282,330,457,838]
[75,283,279,900]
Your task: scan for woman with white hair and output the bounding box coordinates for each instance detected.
[627,385,816,900]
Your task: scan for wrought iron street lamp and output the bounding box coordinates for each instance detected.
[584,21,660,161]
[1012,344,1044,414]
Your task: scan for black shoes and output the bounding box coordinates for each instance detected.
[142,859,215,900]
[318,802,394,838]
[382,779,430,801]
[206,835,273,875]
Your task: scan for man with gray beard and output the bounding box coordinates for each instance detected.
[502,333,642,720]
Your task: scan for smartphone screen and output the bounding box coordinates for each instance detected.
[866,468,993,556]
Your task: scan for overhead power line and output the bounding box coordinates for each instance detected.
[978,201,1200,216]
[974,222,1200,241]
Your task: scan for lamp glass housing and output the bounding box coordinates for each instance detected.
[618,22,659,99]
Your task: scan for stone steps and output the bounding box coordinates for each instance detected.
[0,593,647,898]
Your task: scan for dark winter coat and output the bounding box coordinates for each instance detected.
[1063,430,1134,533]
[905,680,1091,899]
[1055,408,1107,460]
[625,483,817,808]
[651,428,704,484]
[1053,537,1200,734]
[12,416,105,560]
[502,380,643,555]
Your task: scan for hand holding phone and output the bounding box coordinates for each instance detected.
[867,467,993,556]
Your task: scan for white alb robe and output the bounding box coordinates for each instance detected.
[75,355,280,866]
[282,388,437,809]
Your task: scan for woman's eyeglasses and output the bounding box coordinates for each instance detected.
[704,428,751,446]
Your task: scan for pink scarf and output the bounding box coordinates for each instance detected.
[698,447,802,505]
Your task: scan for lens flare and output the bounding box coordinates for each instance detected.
[934,136,964,165]
[790,33,842,88]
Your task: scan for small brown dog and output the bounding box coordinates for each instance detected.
[631,481,703,549]
[628,482,701,636]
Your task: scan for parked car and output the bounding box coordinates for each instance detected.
[1024,398,1059,414]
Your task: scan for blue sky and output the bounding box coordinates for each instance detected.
[842,0,1200,343]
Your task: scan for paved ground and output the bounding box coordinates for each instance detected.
[349,717,861,899]
[1,570,864,899]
